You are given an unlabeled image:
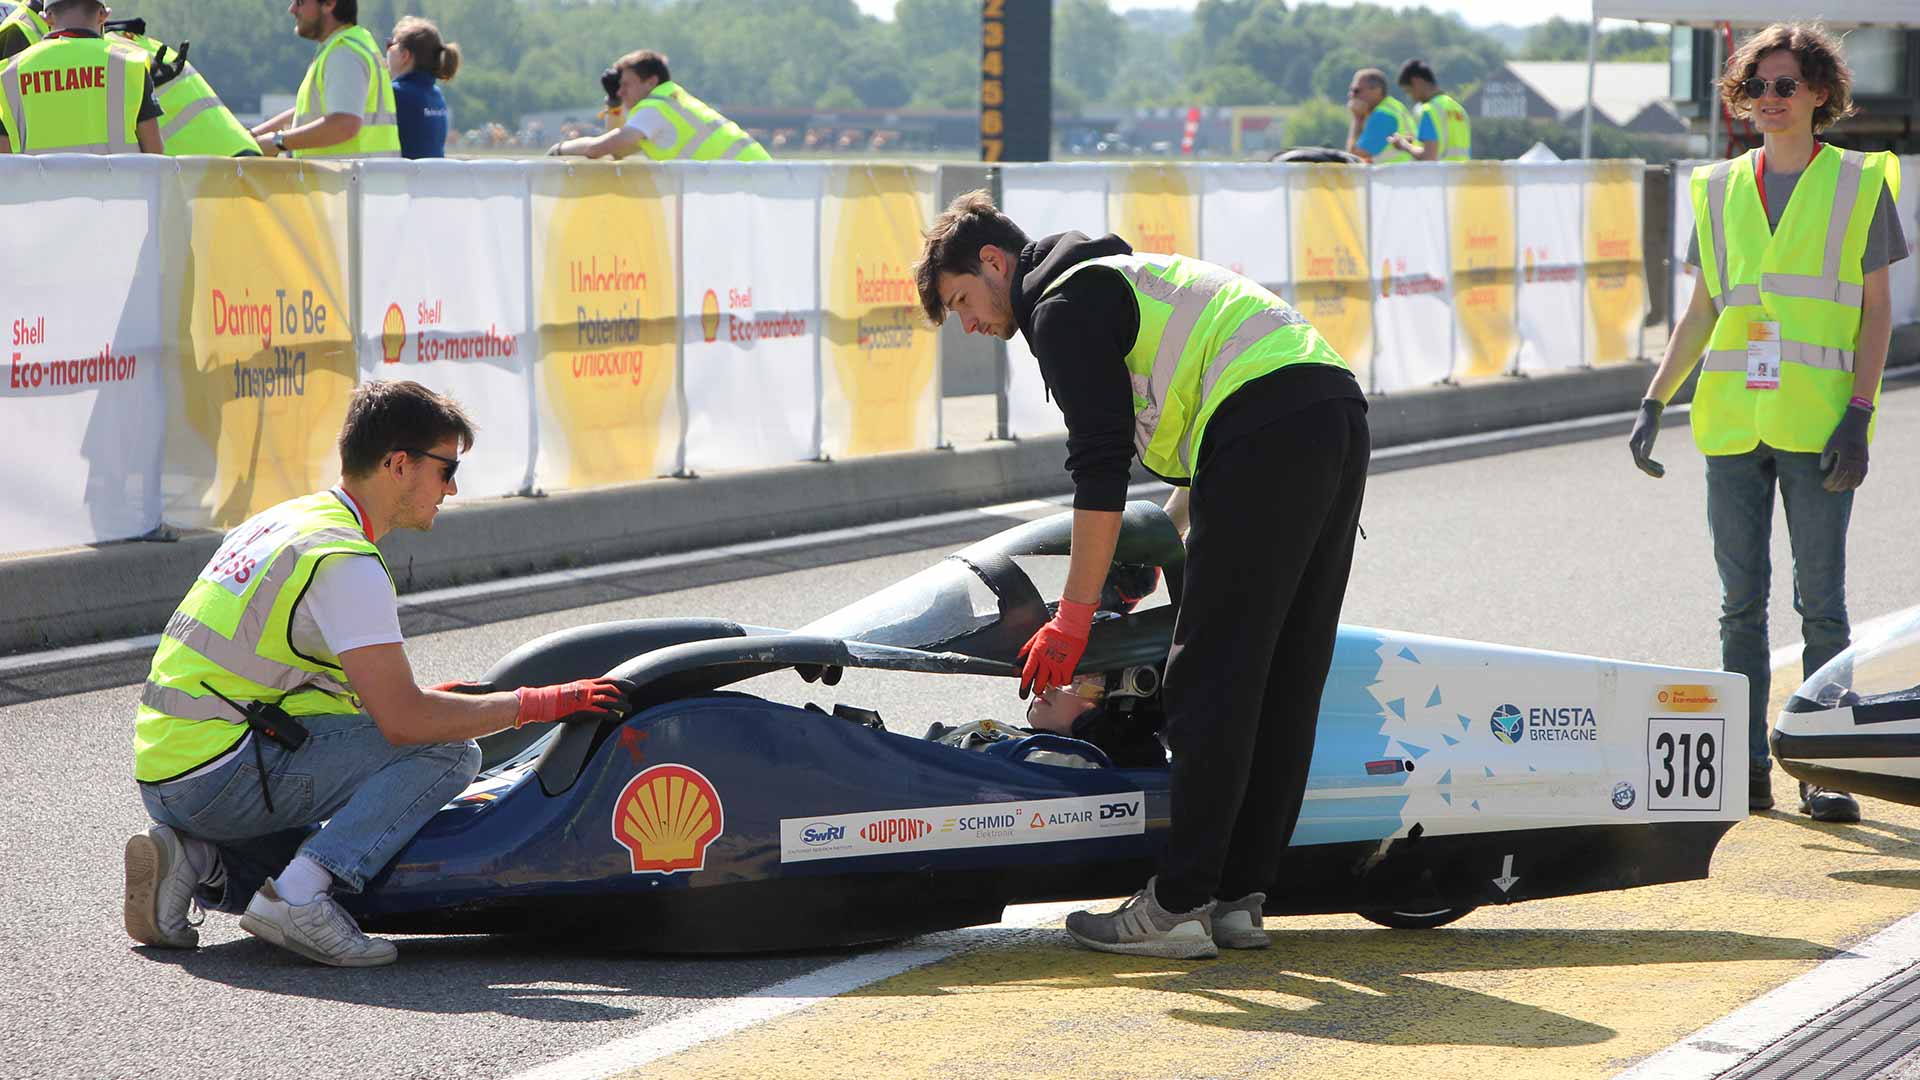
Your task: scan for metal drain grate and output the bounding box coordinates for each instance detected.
[1725,965,1920,1080]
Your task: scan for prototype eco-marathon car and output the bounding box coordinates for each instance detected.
[1774,608,1920,807]
[342,503,1750,952]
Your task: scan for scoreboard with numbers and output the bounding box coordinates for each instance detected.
[981,0,1051,162]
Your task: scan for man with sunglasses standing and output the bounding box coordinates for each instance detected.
[250,0,398,158]
[124,380,631,966]
[1628,23,1906,823]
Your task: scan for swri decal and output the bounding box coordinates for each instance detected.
[778,792,1147,863]
[611,764,724,874]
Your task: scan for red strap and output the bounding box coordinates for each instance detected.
[336,488,376,542]
[1754,149,1768,222]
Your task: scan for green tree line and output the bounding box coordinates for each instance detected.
[109,0,1670,131]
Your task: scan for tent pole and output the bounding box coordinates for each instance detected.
[1582,9,1598,158]
[1709,25,1723,158]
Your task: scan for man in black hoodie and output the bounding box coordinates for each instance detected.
[913,190,1370,959]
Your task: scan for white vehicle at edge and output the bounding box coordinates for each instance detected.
[1774,606,1920,804]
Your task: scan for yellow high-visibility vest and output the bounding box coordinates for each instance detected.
[1689,145,1902,455]
[134,491,390,782]
[630,81,769,162]
[1422,91,1471,161]
[1371,96,1415,165]
[110,31,256,156]
[0,35,145,154]
[292,23,398,158]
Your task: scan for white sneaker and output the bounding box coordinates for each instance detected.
[1211,892,1272,950]
[123,825,200,949]
[240,879,398,967]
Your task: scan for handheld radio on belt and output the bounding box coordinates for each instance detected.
[198,682,310,813]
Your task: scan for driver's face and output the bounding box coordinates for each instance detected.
[1026,684,1098,734]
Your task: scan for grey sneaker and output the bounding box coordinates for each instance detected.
[1065,877,1216,959]
[1211,892,1271,950]
[240,879,397,967]
[124,825,200,949]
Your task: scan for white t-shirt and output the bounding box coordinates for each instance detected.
[319,31,374,118]
[289,553,403,660]
[624,102,676,146]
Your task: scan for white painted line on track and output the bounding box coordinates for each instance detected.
[1613,908,1920,1080]
[508,901,1084,1080]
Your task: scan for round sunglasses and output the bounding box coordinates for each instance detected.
[1741,76,1800,99]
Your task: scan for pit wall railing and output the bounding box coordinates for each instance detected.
[4,155,1915,556]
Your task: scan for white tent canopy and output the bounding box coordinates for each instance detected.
[1579,1,1920,158]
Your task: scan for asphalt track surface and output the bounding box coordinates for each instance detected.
[8,384,1920,1080]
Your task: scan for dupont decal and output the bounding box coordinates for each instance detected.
[1656,684,1721,713]
[780,792,1146,863]
[611,764,724,874]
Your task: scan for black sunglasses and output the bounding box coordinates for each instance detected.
[400,447,460,481]
[1741,76,1800,99]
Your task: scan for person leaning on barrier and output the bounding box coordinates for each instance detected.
[916,192,1369,960]
[0,0,162,155]
[1627,22,1907,824]
[1344,66,1413,165]
[123,380,633,967]
[546,49,768,162]
[106,22,259,156]
[252,0,398,159]
[386,14,457,159]
[1390,58,1469,162]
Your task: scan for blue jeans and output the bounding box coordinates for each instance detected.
[1705,445,1854,772]
[139,713,478,913]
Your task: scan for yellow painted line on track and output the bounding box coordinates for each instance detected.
[614,676,1920,1080]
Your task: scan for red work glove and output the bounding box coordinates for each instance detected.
[1018,598,1095,699]
[513,677,634,728]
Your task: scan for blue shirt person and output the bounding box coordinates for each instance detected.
[385,15,458,159]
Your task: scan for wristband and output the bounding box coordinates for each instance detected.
[1849,396,1875,412]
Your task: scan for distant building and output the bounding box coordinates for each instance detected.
[1463,61,1688,138]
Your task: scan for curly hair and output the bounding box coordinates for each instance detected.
[1720,22,1856,133]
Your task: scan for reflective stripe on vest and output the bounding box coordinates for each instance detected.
[292,24,399,158]
[155,64,256,155]
[1041,252,1349,478]
[133,491,389,782]
[0,38,143,154]
[0,5,49,59]
[1688,145,1899,455]
[634,81,763,162]
[1426,92,1471,161]
[1371,96,1415,164]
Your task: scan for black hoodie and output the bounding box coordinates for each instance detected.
[1012,231,1365,511]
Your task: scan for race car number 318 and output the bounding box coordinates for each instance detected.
[1647,717,1723,811]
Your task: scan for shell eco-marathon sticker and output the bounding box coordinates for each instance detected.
[779,792,1147,864]
[611,764,724,874]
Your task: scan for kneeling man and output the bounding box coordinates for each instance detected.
[125,379,628,966]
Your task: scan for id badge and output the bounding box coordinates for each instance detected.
[1746,322,1781,391]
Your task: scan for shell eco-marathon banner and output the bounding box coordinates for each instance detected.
[167,159,358,531]
[817,166,939,459]
[0,157,167,552]
[531,163,681,490]
[681,164,823,472]
[358,160,535,498]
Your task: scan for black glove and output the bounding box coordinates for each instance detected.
[1820,404,1872,492]
[1628,398,1665,478]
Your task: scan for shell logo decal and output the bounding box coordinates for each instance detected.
[700,289,722,343]
[611,764,724,874]
[381,303,407,364]
[1379,259,1393,299]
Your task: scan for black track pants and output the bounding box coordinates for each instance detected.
[1154,397,1370,912]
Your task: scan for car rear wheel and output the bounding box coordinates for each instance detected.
[1358,906,1476,930]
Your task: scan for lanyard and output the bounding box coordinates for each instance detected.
[1754,149,1768,222]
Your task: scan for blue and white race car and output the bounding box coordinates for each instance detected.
[342,502,1749,951]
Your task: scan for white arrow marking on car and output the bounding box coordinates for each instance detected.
[1493,854,1519,893]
